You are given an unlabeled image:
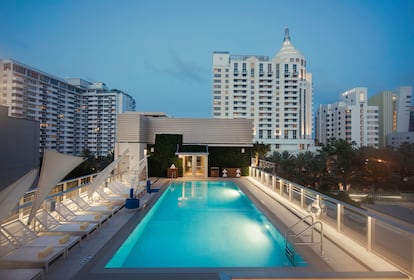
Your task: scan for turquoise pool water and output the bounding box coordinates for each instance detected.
[106,181,306,268]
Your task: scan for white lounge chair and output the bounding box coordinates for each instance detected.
[33,209,98,239]
[0,230,65,272]
[1,219,81,257]
[70,196,122,216]
[54,203,108,226]
[111,181,146,198]
[94,187,126,204]
[108,181,130,195]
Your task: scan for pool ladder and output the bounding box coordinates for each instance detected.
[285,214,324,265]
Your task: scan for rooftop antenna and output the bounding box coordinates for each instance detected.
[284,27,290,42]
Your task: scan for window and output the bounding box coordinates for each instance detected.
[3,63,11,71]
[284,64,288,73]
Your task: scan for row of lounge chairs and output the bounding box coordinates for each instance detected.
[0,179,138,278]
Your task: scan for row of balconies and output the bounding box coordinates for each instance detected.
[258,85,272,89]
[258,102,272,105]
[258,118,272,123]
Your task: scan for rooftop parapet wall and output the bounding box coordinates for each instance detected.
[117,113,253,147]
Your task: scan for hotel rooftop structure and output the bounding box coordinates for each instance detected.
[0,59,136,156]
[212,28,314,153]
[0,109,413,279]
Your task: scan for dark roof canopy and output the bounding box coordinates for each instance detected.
[176,145,208,154]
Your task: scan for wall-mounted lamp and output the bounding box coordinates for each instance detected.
[241,148,245,153]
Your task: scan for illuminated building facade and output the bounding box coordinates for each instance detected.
[212,28,314,153]
[316,88,379,148]
[0,59,135,156]
[368,86,412,148]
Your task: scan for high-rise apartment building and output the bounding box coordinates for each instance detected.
[67,79,136,156]
[0,59,82,155]
[212,29,314,152]
[315,88,379,148]
[0,59,136,156]
[368,86,412,148]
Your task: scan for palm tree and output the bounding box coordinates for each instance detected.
[253,142,270,166]
[321,138,358,190]
[279,151,295,179]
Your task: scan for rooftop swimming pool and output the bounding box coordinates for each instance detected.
[106,181,306,268]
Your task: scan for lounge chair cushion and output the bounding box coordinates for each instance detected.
[79,222,89,230]
[58,234,70,244]
[38,246,53,258]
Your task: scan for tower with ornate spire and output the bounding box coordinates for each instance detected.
[212,28,314,153]
[284,27,290,42]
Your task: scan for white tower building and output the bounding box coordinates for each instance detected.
[66,79,136,156]
[316,88,379,148]
[212,28,314,153]
[0,59,136,156]
[0,59,81,155]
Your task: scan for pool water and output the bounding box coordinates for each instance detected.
[106,181,306,268]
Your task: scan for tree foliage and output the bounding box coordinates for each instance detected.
[265,139,414,192]
[253,142,271,166]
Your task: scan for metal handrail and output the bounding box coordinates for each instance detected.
[285,218,324,265]
[288,221,324,256]
[285,214,314,241]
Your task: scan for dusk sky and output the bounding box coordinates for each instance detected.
[1,0,413,117]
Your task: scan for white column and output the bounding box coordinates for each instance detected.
[192,156,197,177]
[203,155,208,178]
[367,216,372,252]
[337,204,343,232]
[300,188,304,209]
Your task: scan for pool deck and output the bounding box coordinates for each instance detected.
[42,177,408,280]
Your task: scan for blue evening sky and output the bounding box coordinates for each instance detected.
[1,0,413,117]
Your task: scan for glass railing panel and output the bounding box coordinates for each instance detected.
[341,207,367,246]
[291,185,302,207]
[275,179,281,192]
[373,219,414,275]
[319,197,337,227]
[281,183,289,199]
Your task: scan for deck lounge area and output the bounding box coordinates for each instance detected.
[0,166,413,279]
